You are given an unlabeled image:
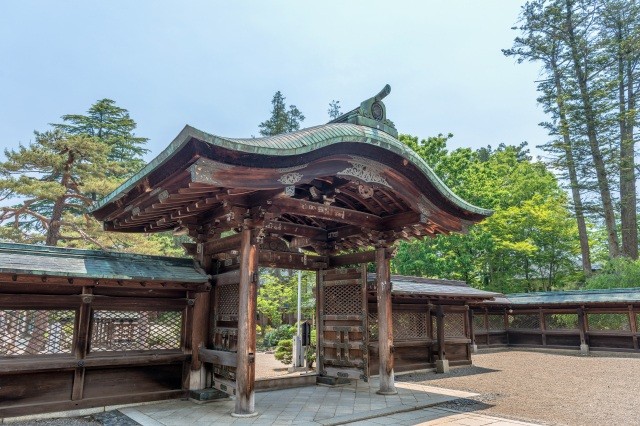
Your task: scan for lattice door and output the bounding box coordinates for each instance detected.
[209,277,239,396]
[318,266,369,381]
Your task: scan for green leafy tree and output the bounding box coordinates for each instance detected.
[259,91,305,136]
[394,135,580,292]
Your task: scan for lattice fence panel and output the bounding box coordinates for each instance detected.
[509,314,540,330]
[368,313,378,341]
[473,313,487,332]
[637,313,640,332]
[444,313,466,338]
[0,309,75,356]
[488,315,506,331]
[91,310,182,352]
[324,284,361,316]
[545,313,579,330]
[218,283,239,317]
[393,312,430,340]
[587,313,630,331]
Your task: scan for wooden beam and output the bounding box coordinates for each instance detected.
[204,234,242,255]
[375,247,396,395]
[329,251,375,267]
[199,347,238,367]
[264,220,327,240]
[234,227,258,417]
[269,198,381,228]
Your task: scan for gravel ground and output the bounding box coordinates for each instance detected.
[255,351,313,379]
[400,349,640,426]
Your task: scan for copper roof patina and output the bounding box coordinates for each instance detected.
[0,243,209,283]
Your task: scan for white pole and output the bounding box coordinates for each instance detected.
[294,270,303,367]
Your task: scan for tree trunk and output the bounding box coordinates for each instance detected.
[565,0,620,258]
[620,53,638,259]
[550,53,592,275]
[45,152,74,246]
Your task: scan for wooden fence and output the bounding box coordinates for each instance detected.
[472,305,640,352]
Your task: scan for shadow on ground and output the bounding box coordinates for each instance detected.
[400,365,501,382]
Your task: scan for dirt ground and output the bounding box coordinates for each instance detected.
[400,349,640,426]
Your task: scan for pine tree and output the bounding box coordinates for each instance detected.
[327,100,341,119]
[52,98,149,174]
[258,91,305,136]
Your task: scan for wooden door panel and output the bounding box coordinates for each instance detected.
[318,266,369,381]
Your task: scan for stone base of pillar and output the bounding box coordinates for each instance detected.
[436,359,450,374]
[580,343,589,355]
[189,366,206,390]
[231,411,259,418]
[471,344,478,353]
[189,388,228,403]
[376,388,398,395]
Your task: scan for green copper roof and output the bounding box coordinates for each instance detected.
[504,288,640,305]
[0,243,209,283]
[91,123,492,218]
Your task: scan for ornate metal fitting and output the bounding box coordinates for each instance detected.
[81,295,93,304]
[77,360,85,367]
[187,299,196,306]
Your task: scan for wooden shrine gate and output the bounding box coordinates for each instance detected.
[317,266,369,381]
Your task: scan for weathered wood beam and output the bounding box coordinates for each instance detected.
[269,198,381,228]
[329,251,375,267]
[264,220,326,240]
[203,234,242,255]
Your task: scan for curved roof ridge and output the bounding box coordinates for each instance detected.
[92,123,492,218]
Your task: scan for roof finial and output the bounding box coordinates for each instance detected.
[328,84,397,137]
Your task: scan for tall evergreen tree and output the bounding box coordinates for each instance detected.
[327,100,341,119]
[258,91,305,136]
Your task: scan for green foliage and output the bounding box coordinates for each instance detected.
[274,339,293,365]
[327,100,341,119]
[258,91,305,136]
[257,270,315,327]
[394,135,581,292]
[305,328,317,368]
[586,258,640,289]
[52,98,149,174]
[0,99,185,255]
[262,324,294,348]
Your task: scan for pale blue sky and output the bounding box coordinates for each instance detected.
[0,1,546,161]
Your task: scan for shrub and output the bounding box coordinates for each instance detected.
[262,324,294,348]
[274,339,293,364]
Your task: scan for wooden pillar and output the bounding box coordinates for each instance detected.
[72,287,92,400]
[190,240,212,390]
[233,226,259,417]
[577,307,589,354]
[435,304,449,373]
[468,309,477,353]
[315,269,324,375]
[436,304,445,360]
[539,308,547,346]
[375,246,396,395]
[628,305,638,350]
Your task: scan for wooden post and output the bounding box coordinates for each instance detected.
[190,240,212,390]
[375,246,396,395]
[469,309,477,353]
[539,308,546,346]
[628,305,638,350]
[435,304,449,373]
[72,287,92,400]
[233,226,259,417]
[315,269,323,375]
[577,307,589,354]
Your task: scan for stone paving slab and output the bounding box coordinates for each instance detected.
[345,407,539,426]
[117,379,484,425]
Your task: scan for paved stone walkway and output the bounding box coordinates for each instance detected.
[118,379,538,426]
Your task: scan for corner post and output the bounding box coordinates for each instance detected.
[233,225,260,417]
[435,304,449,373]
[469,309,477,354]
[577,307,589,355]
[375,245,396,395]
[190,239,212,391]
